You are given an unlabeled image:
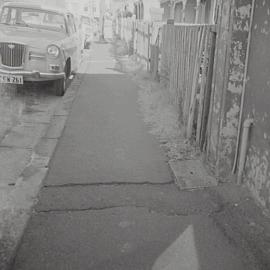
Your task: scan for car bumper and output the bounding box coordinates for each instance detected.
[0,68,65,81]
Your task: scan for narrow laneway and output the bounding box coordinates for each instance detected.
[12,43,251,270]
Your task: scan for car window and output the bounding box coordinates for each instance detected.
[10,8,17,24]
[21,10,43,25]
[0,7,66,33]
[67,14,76,34]
[43,12,66,32]
[0,7,9,23]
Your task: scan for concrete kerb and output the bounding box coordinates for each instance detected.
[0,71,86,270]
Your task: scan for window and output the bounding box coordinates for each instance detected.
[20,10,44,25]
[0,7,9,23]
[10,8,17,24]
[0,7,66,33]
[67,14,77,34]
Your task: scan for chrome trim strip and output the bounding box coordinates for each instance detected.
[0,64,24,70]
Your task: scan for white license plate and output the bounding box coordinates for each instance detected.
[0,74,23,85]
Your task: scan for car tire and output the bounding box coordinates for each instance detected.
[54,77,66,96]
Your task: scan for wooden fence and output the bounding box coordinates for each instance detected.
[115,18,162,71]
[120,18,134,43]
[116,18,135,54]
[160,24,215,142]
[116,18,216,145]
[134,21,151,69]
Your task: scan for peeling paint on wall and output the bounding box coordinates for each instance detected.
[211,0,252,178]
[242,0,270,210]
[222,104,240,138]
[236,4,251,18]
[228,81,243,94]
[245,147,270,208]
[207,0,232,165]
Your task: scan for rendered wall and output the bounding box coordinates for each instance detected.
[243,0,270,209]
[207,0,253,178]
[207,0,232,171]
[184,0,196,23]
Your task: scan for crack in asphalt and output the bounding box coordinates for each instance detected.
[36,205,197,217]
[43,181,175,188]
[0,145,33,150]
[39,182,224,217]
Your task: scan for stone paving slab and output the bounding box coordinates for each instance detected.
[18,99,58,124]
[0,167,48,270]
[53,107,69,116]
[0,187,13,210]
[44,116,68,139]
[34,138,58,159]
[0,148,32,186]
[20,110,53,124]
[1,123,48,149]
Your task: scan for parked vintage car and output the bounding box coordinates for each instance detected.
[0,2,81,96]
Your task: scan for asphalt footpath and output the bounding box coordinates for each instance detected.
[11,43,253,270]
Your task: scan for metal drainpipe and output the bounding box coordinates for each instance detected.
[237,118,253,185]
[232,0,255,174]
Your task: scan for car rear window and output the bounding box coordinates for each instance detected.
[0,7,67,33]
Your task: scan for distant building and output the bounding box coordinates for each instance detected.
[90,0,100,18]
[133,0,161,21]
[160,0,217,24]
[112,0,162,21]
[158,0,270,211]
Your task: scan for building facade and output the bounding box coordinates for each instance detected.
[158,0,270,210]
[160,0,217,24]
[112,0,161,21]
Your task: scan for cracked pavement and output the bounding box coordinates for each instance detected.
[10,43,255,270]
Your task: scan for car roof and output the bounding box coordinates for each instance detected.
[2,2,68,15]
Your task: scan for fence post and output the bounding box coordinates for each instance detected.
[134,21,137,61]
[147,23,151,72]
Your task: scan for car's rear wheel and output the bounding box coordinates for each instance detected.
[54,77,66,96]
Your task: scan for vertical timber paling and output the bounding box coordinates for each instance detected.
[118,18,216,145]
[187,26,206,139]
[196,26,211,144]
[200,30,217,151]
